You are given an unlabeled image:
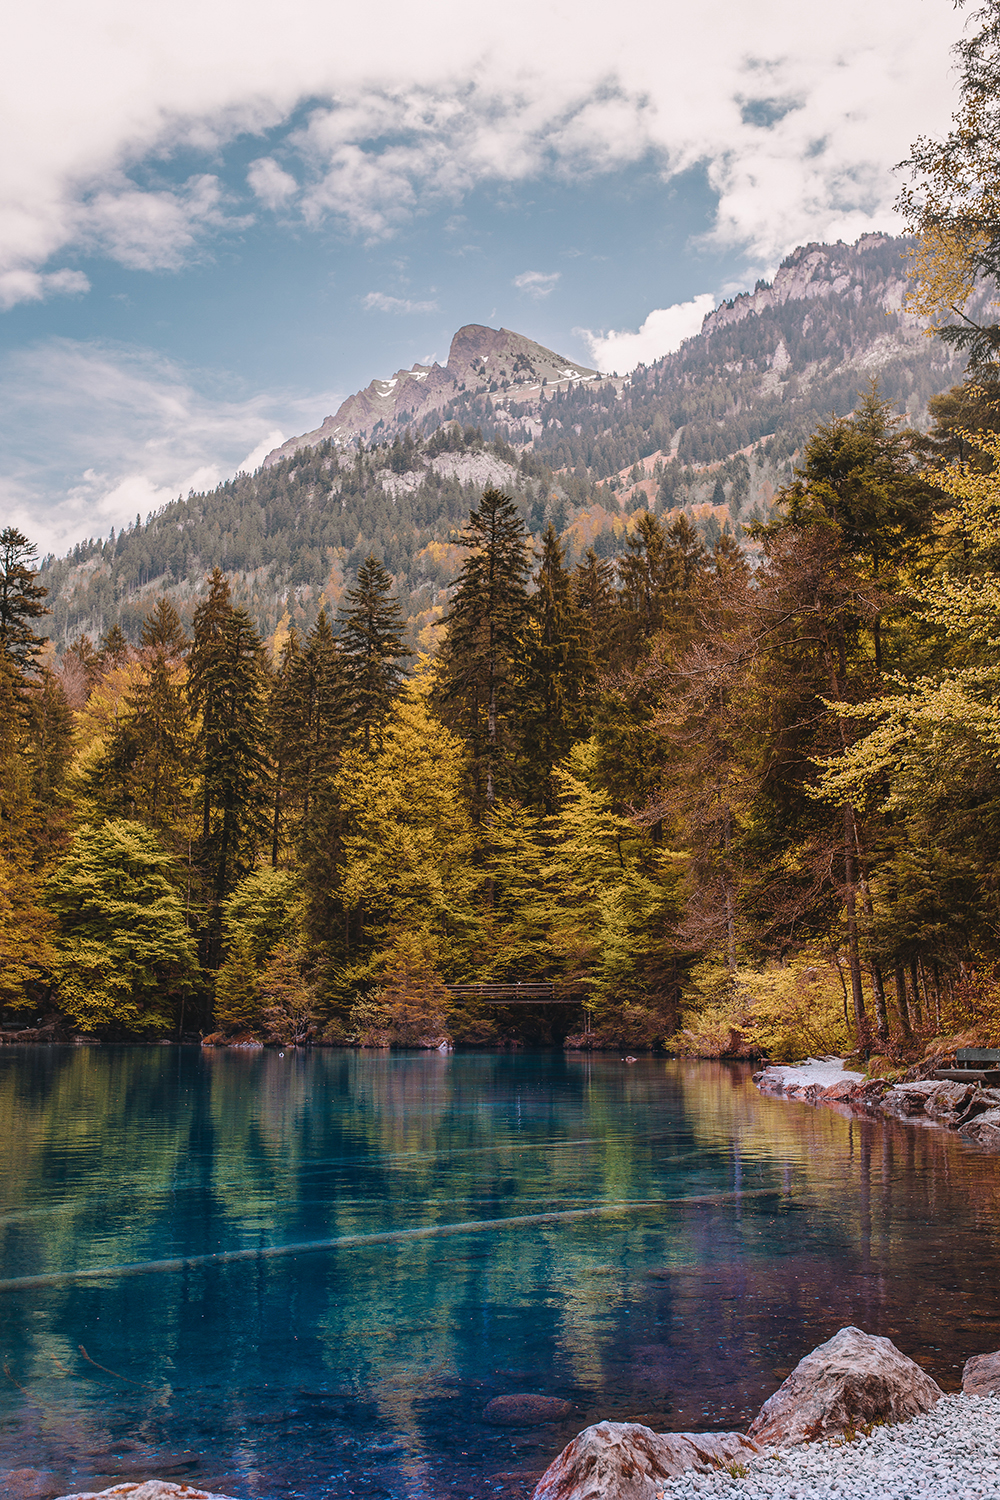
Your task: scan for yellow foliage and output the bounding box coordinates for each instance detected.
[674,955,853,1062]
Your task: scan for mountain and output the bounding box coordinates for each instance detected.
[38,233,969,651]
[262,324,599,464]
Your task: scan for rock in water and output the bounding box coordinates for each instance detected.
[0,1470,59,1499]
[484,1394,574,1425]
[530,1421,758,1500]
[55,1486,240,1500]
[961,1107,1000,1150]
[962,1350,1000,1394]
[747,1326,942,1446]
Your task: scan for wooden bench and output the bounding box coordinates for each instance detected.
[932,1048,1000,1084]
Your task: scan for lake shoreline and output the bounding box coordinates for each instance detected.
[754,1056,1000,1151]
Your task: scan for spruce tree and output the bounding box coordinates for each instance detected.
[141,597,188,657]
[338,556,411,750]
[94,654,194,831]
[188,571,269,960]
[435,487,531,812]
[0,529,50,671]
[520,525,596,812]
[573,548,617,668]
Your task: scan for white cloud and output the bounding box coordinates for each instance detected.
[0,267,88,310]
[362,291,439,313]
[514,270,560,299]
[581,294,717,373]
[247,157,298,210]
[0,339,343,554]
[0,1,966,304]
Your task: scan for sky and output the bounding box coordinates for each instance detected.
[0,0,968,555]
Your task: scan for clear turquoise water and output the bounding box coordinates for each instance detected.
[1,1048,999,1500]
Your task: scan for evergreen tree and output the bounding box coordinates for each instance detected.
[338,555,410,750]
[573,548,617,667]
[188,571,270,958]
[92,654,194,831]
[520,524,596,812]
[141,596,188,657]
[435,487,531,811]
[0,529,50,671]
[99,623,130,666]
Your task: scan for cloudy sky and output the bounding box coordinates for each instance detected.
[1,0,966,553]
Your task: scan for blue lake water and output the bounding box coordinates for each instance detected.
[1,1048,999,1500]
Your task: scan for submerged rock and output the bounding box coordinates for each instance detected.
[0,1469,60,1499]
[962,1349,1000,1395]
[529,1421,758,1500]
[746,1325,942,1446]
[54,1485,240,1500]
[485,1393,574,1425]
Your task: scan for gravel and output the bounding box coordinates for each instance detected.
[655,1394,1000,1500]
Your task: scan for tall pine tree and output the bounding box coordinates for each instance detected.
[338,556,411,751]
[435,488,531,813]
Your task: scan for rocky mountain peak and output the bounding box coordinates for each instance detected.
[263,324,597,467]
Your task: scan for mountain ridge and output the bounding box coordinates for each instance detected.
[38,233,969,652]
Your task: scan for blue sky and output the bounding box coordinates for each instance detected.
[0,0,965,554]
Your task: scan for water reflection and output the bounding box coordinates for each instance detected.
[0,1050,998,1500]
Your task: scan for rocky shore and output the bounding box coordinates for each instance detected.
[754,1057,1000,1150]
[29,1331,1000,1500]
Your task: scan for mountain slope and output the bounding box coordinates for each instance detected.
[39,234,970,650]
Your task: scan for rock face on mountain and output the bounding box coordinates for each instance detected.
[700,235,915,337]
[263,325,597,465]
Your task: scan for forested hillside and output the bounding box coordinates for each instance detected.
[6,369,1000,1062]
[37,234,969,653]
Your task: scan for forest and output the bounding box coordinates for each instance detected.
[5,367,1000,1064]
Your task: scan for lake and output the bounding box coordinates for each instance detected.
[1,1048,999,1500]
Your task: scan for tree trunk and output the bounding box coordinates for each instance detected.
[869,961,889,1043]
[908,958,923,1028]
[843,803,868,1044]
[894,964,912,1037]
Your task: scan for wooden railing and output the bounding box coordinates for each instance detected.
[445,982,584,1004]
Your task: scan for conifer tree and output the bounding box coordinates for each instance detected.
[188,571,269,958]
[573,548,616,667]
[435,487,531,811]
[338,555,410,751]
[0,529,50,671]
[94,654,194,831]
[141,597,188,657]
[520,525,596,812]
[99,623,130,666]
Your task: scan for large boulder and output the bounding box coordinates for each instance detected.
[530,1421,758,1500]
[879,1081,944,1119]
[922,1081,977,1126]
[485,1394,574,1426]
[55,1486,239,1500]
[747,1326,941,1447]
[962,1350,1000,1395]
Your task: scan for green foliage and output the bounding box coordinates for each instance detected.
[222,866,302,966]
[213,933,262,1036]
[45,820,198,1032]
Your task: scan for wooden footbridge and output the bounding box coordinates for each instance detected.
[445,982,586,1005]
